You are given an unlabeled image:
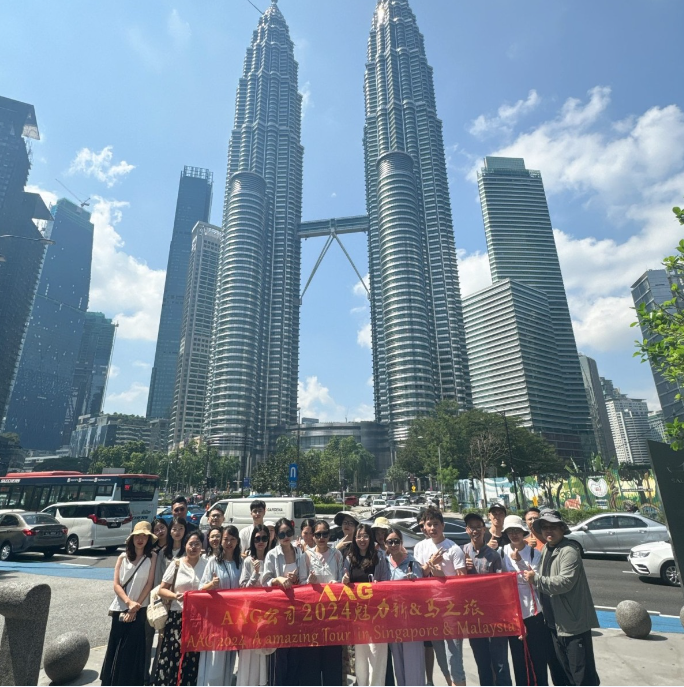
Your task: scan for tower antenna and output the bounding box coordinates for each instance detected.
[55,179,90,208]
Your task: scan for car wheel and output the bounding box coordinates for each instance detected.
[660,561,680,586]
[65,535,79,555]
[0,542,12,561]
[43,549,57,559]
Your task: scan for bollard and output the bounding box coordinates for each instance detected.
[0,581,51,686]
[615,599,652,639]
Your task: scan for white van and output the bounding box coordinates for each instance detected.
[42,501,133,555]
[199,497,316,535]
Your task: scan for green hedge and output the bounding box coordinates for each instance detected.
[314,503,345,515]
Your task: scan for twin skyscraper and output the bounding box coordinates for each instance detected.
[148,0,594,471]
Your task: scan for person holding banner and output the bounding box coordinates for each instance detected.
[414,507,467,687]
[236,524,276,686]
[462,512,512,686]
[342,523,390,686]
[153,531,207,686]
[386,526,426,686]
[500,515,550,686]
[263,518,310,685]
[300,519,345,685]
[197,525,242,685]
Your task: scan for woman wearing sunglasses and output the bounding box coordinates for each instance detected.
[386,527,425,686]
[299,520,345,685]
[236,524,275,686]
[263,518,309,685]
[197,525,242,685]
[342,523,390,686]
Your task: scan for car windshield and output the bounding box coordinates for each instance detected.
[22,513,60,525]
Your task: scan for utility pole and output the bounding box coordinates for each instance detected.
[501,411,522,510]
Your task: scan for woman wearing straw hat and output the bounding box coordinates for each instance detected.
[101,521,158,686]
[371,516,391,552]
[333,511,359,556]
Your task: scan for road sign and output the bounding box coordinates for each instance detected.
[243,477,250,488]
[289,480,298,490]
[289,463,298,481]
[411,485,416,492]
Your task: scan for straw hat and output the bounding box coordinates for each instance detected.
[371,516,391,532]
[126,520,157,544]
[334,511,360,527]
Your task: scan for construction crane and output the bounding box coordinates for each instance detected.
[55,179,90,208]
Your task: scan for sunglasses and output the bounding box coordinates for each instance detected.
[254,535,269,543]
[277,529,294,539]
[385,539,401,546]
[313,531,330,539]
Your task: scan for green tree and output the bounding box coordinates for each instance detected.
[385,463,409,492]
[633,233,684,449]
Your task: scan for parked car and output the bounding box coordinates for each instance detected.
[158,504,204,528]
[0,511,67,560]
[629,540,680,586]
[344,495,359,507]
[370,498,387,514]
[362,505,469,545]
[42,501,133,555]
[565,512,668,556]
[199,497,316,534]
[359,494,373,507]
[394,497,409,506]
[327,522,422,552]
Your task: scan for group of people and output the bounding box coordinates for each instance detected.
[100,496,601,687]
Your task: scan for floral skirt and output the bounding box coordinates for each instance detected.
[152,610,199,686]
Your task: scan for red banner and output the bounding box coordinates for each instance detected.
[181,574,525,652]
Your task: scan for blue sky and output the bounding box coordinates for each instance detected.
[2,1,683,421]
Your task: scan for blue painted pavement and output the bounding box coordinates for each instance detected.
[0,561,112,580]
[597,609,683,634]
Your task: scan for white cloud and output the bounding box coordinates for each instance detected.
[331,192,337,198]
[68,146,135,188]
[352,403,375,422]
[357,323,372,349]
[298,376,346,422]
[167,9,191,47]
[132,360,152,369]
[468,90,540,139]
[457,249,492,297]
[106,381,149,407]
[87,196,165,341]
[352,274,370,297]
[350,305,367,315]
[300,81,313,117]
[468,86,684,353]
[366,376,374,388]
[108,364,120,379]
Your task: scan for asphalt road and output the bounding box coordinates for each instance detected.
[1,547,681,658]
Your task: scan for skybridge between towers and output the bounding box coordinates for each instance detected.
[298,215,370,303]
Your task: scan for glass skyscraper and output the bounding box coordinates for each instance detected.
[363,0,471,443]
[169,222,222,450]
[477,156,595,462]
[0,96,51,430]
[5,199,94,450]
[205,0,303,462]
[147,166,213,420]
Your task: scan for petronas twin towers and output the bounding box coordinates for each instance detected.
[204,0,471,462]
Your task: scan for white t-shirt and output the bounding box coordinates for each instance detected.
[501,544,542,619]
[240,524,259,553]
[413,537,466,576]
[162,557,207,612]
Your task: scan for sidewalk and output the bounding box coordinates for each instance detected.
[38,627,684,686]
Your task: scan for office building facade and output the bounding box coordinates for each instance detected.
[464,279,583,458]
[0,96,52,429]
[147,166,213,420]
[169,222,222,450]
[70,413,150,458]
[5,199,94,451]
[603,386,651,466]
[477,156,595,462]
[578,353,616,461]
[205,1,303,461]
[631,269,684,426]
[363,0,471,443]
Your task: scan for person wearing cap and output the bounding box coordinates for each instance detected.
[485,502,510,551]
[334,511,359,555]
[101,521,158,686]
[371,516,391,552]
[523,509,600,686]
[462,512,511,686]
[500,515,551,686]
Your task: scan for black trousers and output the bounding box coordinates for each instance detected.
[299,645,344,686]
[509,613,550,686]
[270,646,305,686]
[549,629,600,686]
[469,636,512,686]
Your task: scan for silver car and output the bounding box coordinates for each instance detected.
[565,512,668,556]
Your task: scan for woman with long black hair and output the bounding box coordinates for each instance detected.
[343,523,389,686]
[101,521,157,686]
[197,525,242,685]
[153,531,207,686]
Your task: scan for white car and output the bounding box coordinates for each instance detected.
[359,494,373,507]
[371,498,386,514]
[629,540,680,586]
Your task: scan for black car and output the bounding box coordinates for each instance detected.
[0,511,67,560]
[362,506,470,546]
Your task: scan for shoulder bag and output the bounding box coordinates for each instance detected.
[147,558,180,631]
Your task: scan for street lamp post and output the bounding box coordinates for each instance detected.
[501,411,522,510]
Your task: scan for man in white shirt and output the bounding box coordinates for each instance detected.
[413,507,467,686]
[239,499,267,553]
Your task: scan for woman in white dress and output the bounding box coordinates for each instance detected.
[197,525,242,686]
[236,524,275,686]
